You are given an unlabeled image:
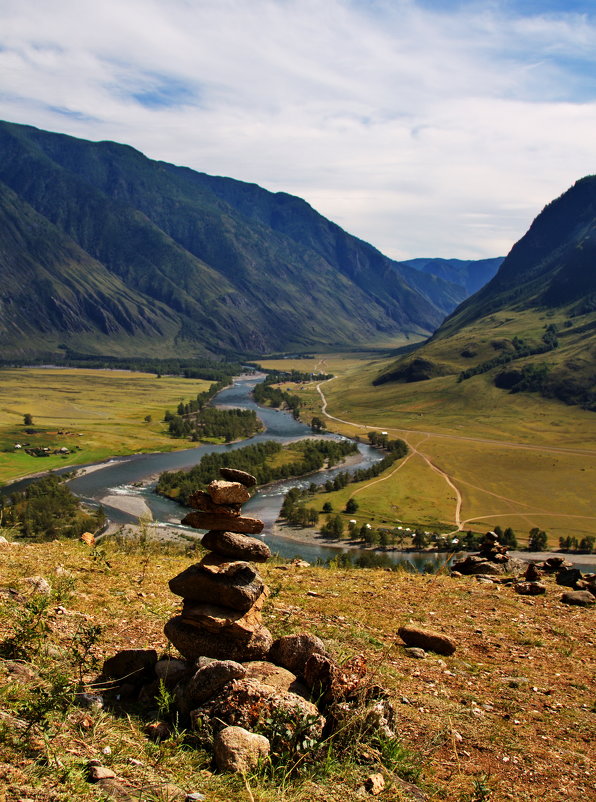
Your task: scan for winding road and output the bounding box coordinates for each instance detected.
[316,379,596,534]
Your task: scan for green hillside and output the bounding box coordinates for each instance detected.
[0,120,466,359]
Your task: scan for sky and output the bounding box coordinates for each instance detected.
[1,0,595,260]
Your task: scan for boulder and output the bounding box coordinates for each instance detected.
[180,594,267,640]
[243,660,309,699]
[190,678,324,745]
[397,626,456,656]
[182,511,264,535]
[186,490,241,517]
[560,590,595,607]
[176,659,246,714]
[219,468,257,487]
[102,649,158,682]
[303,653,367,705]
[524,563,541,582]
[169,561,264,611]
[207,480,251,505]
[556,568,582,588]
[269,632,329,676]
[213,726,269,773]
[201,530,271,563]
[165,616,273,662]
[514,582,546,596]
[541,557,573,573]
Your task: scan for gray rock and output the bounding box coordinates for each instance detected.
[176,659,246,714]
[102,649,158,682]
[405,647,427,659]
[219,468,257,487]
[24,575,51,595]
[398,626,456,656]
[514,581,546,596]
[201,530,271,562]
[243,660,309,698]
[75,692,104,709]
[269,632,329,675]
[164,616,273,662]
[560,590,595,606]
[186,489,241,517]
[213,725,270,773]
[207,480,251,505]
[168,561,264,611]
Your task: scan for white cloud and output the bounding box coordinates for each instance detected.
[0,0,595,258]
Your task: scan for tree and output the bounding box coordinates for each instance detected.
[322,501,333,514]
[412,529,428,549]
[23,413,33,426]
[502,527,517,548]
[528,527,548,552]
[144,414,152,423]
[311,416,326,433]
[345,498,359,514]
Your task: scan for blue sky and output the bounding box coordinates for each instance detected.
[1,0,595,259]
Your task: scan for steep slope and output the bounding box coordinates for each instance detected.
[0,120,460,358]
[402,256,503,296]
[374,177,596,409]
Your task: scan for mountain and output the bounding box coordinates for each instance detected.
[401,256,503,296]
[0,120,464,359]
[374,177,596,409]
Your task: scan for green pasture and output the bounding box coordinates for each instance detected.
[0,368,211,484]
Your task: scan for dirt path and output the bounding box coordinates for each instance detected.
[316,380,595,532]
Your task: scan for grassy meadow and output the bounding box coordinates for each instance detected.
[258,346,596,547]
[0,536,593,802]
[0,368,211,485]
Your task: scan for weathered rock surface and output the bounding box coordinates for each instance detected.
[182,510,264,535]
[165,616,273,661]
[186,489,241,517]
[269,632,329,675]
[154,658,190,687]
[169,561,264,611]
[176,659,246,714]
[190,677,324,741]
[560,590,595,606]
[219,468,257,487]
[556,568,582,588]
[102,649,158,682]
[243,660,309,699]
[213,725,270,773]
[398,626,456,656]
[201,530,271,562]
[180,594,267,639]
[541,557,573,573]
[207,479,251,505]
[514,581,546,596]
[524,563,541,582]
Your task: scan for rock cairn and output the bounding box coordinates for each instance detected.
[164,468,275,663]
[451,531,524,576]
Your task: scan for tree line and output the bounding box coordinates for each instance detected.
[155,438,358,505]
[458,326,559,383]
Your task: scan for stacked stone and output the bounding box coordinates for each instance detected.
[164,468,274,663]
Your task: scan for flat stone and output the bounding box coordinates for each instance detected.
[243,660,310,699]
[181,593,267,639]
[208,479,251,505]
[213,725,270,773]
[89,765,117,781]
[219,468,257,487]
[165,616,273,662]
[186,489,241,516]
[514,581,546,596]
[182,510,264,535]
[102,649,158,682]
[169,561,264,611]
[560,590,595,606]
[556,568,583,588]
[269,632,330,676]
[201,530,271,562]
[176,659,246,714]
[398,626,456,656]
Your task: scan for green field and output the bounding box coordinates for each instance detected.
[0,368,211,484]
[258,348,596,547]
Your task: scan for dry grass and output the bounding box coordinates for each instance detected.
[0,536,594,802]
